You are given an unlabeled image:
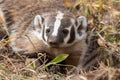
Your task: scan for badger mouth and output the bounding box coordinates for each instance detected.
[49,44,60,48]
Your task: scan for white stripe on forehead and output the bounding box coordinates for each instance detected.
[52,11,64,36]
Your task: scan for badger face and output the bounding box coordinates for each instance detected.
[33,11,87,48]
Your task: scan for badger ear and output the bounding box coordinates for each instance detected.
[34,15,44,29]
[76,16,87,36]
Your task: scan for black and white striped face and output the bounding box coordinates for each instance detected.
[33,11,87,48]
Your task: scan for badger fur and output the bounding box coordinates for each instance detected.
[0,0,89,70]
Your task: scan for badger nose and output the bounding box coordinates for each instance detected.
[48,40,59,46]
[48,37,60,47]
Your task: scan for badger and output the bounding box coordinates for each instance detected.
[0,0,91,71]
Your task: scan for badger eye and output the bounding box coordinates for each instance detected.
[79,31,82,36]
[46,28,50,33]
[62,29,68,35]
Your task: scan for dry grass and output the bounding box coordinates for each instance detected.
[0,0,120,80]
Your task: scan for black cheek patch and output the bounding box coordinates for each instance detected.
[77,23,83,32]
[77,23,83,36]
[42,25,46,41]
[41,17,44,23]
[58,33,64,43]
[67,26,75,43]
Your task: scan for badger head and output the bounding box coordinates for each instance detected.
[33,11,87,48]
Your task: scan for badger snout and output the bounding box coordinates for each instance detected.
[48,40,59,46]
[47,36,63,47]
